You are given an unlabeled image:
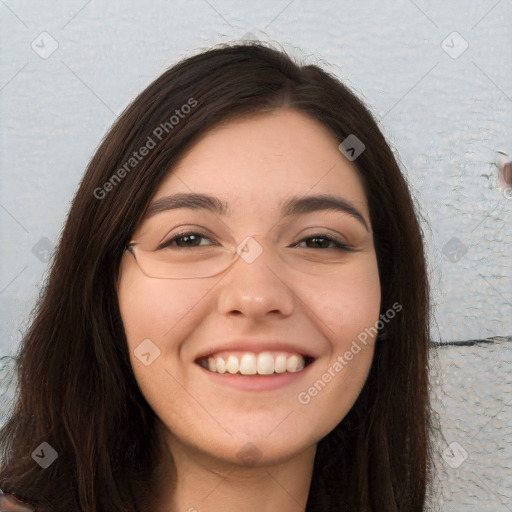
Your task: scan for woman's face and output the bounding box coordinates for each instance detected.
[117,108,381,466]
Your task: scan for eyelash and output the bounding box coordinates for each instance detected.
[158,230,355,252]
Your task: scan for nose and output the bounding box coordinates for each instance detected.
[217,234,294,320]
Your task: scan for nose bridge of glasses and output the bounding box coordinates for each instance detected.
[233,233,278,267]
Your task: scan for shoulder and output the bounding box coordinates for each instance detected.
[0,492,35,512]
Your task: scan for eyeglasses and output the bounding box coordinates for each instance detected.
[125,231,355,280]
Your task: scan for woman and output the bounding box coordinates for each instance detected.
[0,41,436,511]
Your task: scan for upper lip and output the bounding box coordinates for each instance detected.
[194,339,318,362]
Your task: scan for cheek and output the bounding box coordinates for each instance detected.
[303,253,381,346]
[117,258,206,344]
[296,254,380,418]
[117,264,206,416]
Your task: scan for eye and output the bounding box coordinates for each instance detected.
[293,233,355,252]
[156,231,355,252]
[157,231,217,250]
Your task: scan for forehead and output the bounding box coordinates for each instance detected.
[151,108,369,218]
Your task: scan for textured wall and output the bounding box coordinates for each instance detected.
[429,338,511,511]
[1,0,511,510]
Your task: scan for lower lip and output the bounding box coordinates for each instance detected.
[196,361,315,391]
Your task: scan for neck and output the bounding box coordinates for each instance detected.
[149,427,316,512]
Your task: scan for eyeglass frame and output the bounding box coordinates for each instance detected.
[124,236,246,279]
[123,231,353,280]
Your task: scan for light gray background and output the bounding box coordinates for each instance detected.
[1,1,511,510]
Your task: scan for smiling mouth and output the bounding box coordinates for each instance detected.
[196,351,315,376]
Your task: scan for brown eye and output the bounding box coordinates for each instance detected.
[294,233,355,252]
[157,231,216,250]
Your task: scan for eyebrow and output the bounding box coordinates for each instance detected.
[145,192,369,231]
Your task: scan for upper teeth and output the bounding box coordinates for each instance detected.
[200,351,306,375]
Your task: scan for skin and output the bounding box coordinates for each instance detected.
[117,108,381,512]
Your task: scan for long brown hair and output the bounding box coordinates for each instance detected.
[0,41,436,511]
